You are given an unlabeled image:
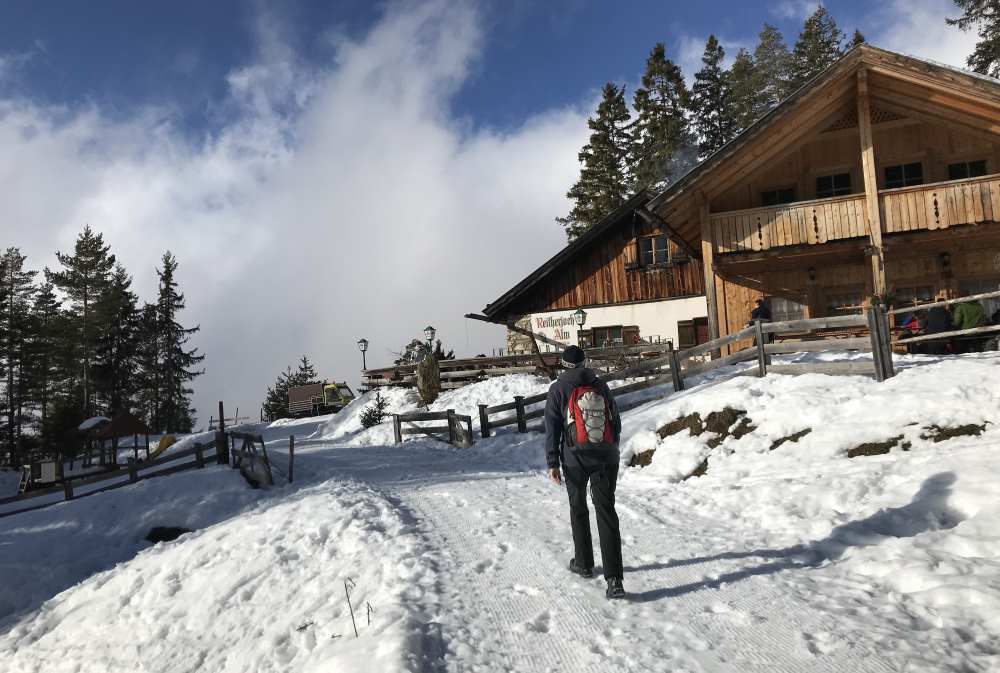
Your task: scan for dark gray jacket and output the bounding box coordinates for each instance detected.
[544,367,621,469]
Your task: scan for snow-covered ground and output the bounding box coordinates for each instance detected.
[1,352,998,672]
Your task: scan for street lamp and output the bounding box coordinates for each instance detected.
[357,338,369,371]
[572,308,587,346]
[423,325,436,348]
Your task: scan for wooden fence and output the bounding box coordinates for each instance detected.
[889,289,1000,347]
[478,308,895,438]
[392,410,474,448]
[228,432,274,487]
[0,440,223,518]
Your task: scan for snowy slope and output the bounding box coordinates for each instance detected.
[0,353,998,672]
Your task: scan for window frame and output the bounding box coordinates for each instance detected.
[947,159,988,181]
[883,162,924,189]
[815,172,852,199]
[760,187,796,207]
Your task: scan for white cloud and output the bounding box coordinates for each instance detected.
[871,0,977,70]
[2,0,589,426]
[769,0,821,21]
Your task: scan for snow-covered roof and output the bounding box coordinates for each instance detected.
[78,416,110,431]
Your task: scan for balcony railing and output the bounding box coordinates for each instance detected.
[712,193,868,254]
[711,173,1000,254]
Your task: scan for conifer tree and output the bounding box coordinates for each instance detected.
[753,24,793,108]
[789,7,846,89]
[0,248,37,465]
[850,29,866,48]
[691,36,736,158]
[263,365,294,421]
[135,303,162,430]
[47,226,116,417]
[25,281,63,453]
[948,0,1000,77]
[155,252,204,433]
[632,43,694,192]
[557,83,634,240]
[289,356,320,388]
[726,49,764,135]
[93,264,140,415]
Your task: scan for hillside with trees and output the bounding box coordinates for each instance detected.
[0,228,203,467]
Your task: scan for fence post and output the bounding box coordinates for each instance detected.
[195,443,205,469]
[514,396,527,433]
[866,307,886,383]
[288,436,294,484]
[63,480,73,501]
[478,404,491,439]
[447,410,456,445]
[668,341,684,391]
[128,461,138,483]
[754,320,768,377]
[392,415,402,444]
[878,302,895,379]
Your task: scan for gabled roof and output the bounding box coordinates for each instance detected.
[481,191,649,319]
[646,44,1000,246]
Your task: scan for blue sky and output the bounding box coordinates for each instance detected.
[0,0,975,424]
[2,0,894,135]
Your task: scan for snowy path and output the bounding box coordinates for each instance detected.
[291,441,913,673]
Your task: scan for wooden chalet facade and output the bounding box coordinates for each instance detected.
[481,193,709,353]
[645,44,1000,344]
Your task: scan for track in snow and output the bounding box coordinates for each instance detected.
[302,444,902,673]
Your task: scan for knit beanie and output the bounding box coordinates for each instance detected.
[561,345,586,368]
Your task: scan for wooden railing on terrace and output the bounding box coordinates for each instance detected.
[881,173,1000,233]
[712,193,868,253]
[711,173,1000,255]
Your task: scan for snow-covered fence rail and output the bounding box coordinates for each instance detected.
[0,441,221,518]
[480,309,896,438]
[392,410,474,448]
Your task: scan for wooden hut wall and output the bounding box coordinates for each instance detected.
[505,219,705,317]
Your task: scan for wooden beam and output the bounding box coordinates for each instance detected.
[699,195,721,355]
[634,207,702,261]
[857,68,887,298]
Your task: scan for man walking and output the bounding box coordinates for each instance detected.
[544,345,625,600]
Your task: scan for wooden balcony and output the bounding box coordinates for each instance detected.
[711,173,1000,254]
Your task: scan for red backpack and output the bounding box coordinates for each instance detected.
[565,385,614,448]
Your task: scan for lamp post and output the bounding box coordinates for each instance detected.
[573,308,587,347]
[357,338,369,371]
[423,325,436,355]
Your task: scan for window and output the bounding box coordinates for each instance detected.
[580,325,636,348]
[948,160,988,181]
[760,187,796,207]
[959,278,1000,321]
[677,317,709,349]
[769,296,805,322]
[815,172,852,198]
[639,235,669,266]
[825,289,864,316]
[893,285,933,308]
[884,162,923,189]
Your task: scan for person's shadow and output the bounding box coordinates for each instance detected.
[627,472,961,603]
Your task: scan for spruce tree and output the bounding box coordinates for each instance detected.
[691,36,736,158]
[135,303,161,430]
[754,24,793,109]
[948,0,1000,77]
[25,281,63,454]
[263,365,294,421]
[155,252,204,433]
[290,356,320,388]
[557,82,634,240]
[727,49,764,135]
[46,226,116,418]
[632,43,694,192]
[0,248,37,465]
[850,29,866,48]
[93,264,140,415]
[789,7,846,90]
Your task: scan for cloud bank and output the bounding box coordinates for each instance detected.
[2,1,589,425]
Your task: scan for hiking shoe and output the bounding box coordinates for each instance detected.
[568,558,594,578]
[606,577,626,600]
